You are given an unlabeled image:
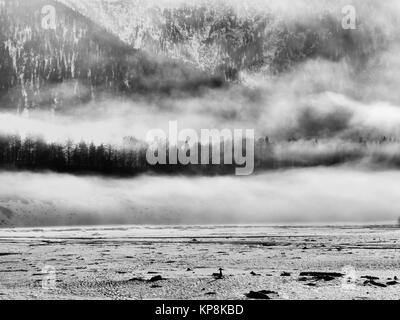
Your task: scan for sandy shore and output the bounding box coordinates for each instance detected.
[0,225,399,300]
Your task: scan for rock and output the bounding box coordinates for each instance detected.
[0,252,20,257]
[299,272,343,281]
[186,268,193,272]
[127,277,146,282]
[250,271,261,276]
[299,272,343,277]
[245,291,271,300]
[280,272,291,277]
[371,281,387,288]
[361,275,379,281]
[148,275,165,282]
[386,281,398,286]
[364,280,387,288]
[205,292,217,295]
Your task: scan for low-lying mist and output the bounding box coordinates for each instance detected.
[0,168,399,227]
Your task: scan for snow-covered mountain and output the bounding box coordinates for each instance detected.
[0,0,222,113]
[59,0,392,76]
[0,0,397,114]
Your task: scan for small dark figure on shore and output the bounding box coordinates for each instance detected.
[212,268,224,279]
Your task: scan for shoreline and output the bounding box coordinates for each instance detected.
[1,225,399,300]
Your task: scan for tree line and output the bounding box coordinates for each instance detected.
[0,134,398,176]
[0,134,241,176]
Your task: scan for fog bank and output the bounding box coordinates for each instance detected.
[0,168,399,227]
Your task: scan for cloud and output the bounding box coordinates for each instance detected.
[0,167,399,227]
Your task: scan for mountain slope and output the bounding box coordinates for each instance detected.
[0,0,223,113]
[58,0,391,78]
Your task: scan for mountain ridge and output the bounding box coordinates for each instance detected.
[0,0,223,113]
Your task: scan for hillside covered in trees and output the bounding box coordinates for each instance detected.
[0,0,223,114]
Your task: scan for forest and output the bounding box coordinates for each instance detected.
[0,133,398,176]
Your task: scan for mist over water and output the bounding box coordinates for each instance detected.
[0,168,399,227]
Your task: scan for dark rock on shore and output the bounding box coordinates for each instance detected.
[0,253,20,257]
[148,275,165,282]
[361,275,379,281]
[245,290,272,300]
[363,279,387,287]
[127,277,146,282]
[299,272,343,281]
